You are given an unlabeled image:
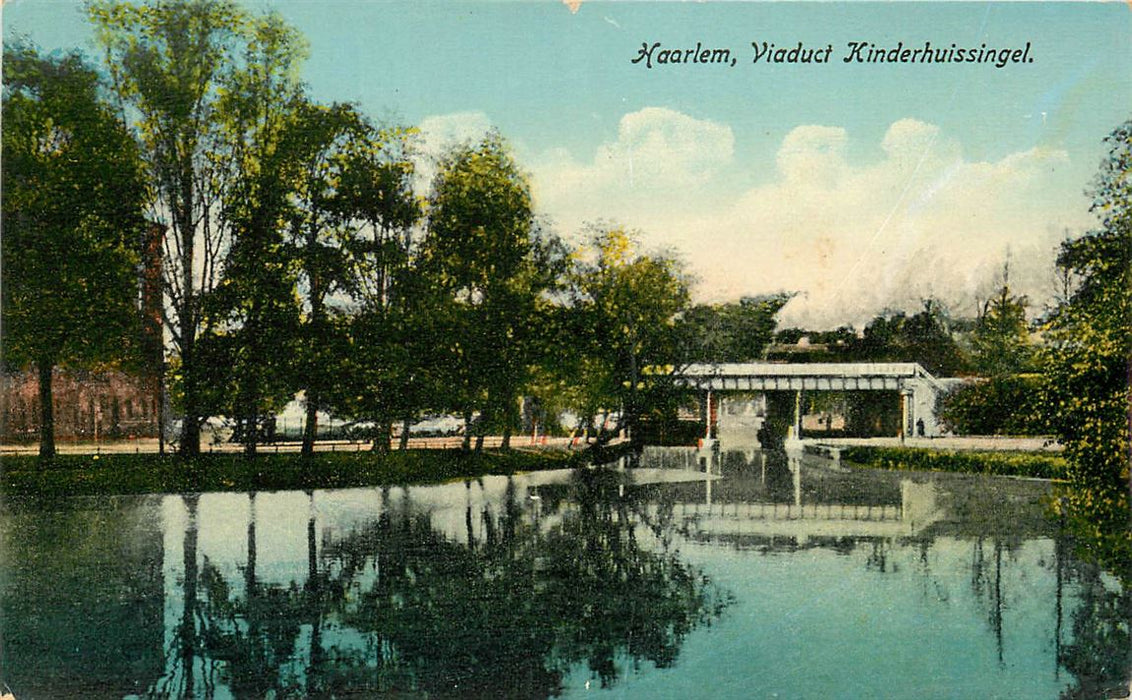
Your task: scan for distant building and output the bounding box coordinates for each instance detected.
[1,223,165,443]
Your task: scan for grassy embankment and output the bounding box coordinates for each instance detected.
[0,448,588,499]
[838,445,1068,480]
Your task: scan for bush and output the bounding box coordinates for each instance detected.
[939,374,1047,436]
[840,445,1067,479]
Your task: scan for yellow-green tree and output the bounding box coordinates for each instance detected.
[421,132,556,449]
[1043,118,1132,578]
[568,226,691,443]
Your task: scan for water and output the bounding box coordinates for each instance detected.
[1,448,1128,699]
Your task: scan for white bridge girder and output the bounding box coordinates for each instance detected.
[674,362,947,437]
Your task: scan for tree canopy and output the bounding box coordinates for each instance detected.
[2,44,149,457]
[1042,118,1132,574]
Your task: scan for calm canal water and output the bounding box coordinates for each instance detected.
[1,447,1128,699]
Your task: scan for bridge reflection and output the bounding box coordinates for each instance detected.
[627,446,944,545]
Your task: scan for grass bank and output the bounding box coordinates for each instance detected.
[838,445,1068,480]
[0,448,585,499]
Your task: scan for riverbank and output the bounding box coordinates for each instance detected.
[825,443,1068,480]
[0,434,587,456]
[809,435,1063,452]
[0,448,588,500]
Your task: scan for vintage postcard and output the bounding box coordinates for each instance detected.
[2,1,1130,698]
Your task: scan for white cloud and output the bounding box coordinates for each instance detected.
[417,111,494,154]
[530,111,1088,328]
[529,107,735,245]
[414,111,496,189]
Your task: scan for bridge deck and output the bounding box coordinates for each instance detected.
[674,362,942,392]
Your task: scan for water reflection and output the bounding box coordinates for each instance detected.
[1,449,1129,699]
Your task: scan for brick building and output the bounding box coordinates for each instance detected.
[1,223,165,444]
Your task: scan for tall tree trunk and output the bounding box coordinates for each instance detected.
[500,396,514,450]
[371,416,390,453]
[399,415,411,450]
[240,357,260,458]
[462,410,473,451]
[179,334,202,457]
[243,417,258,457]
[302,391,319,457]
[177,158,201,457]
[302,276,325,458]
[37,359,56,460]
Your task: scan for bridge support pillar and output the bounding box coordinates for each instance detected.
[793,390,803,440]
[701,390,719,440]
[900,389,912,442]
[704,390,712,439]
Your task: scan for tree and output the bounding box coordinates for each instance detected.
[420,133,552,449]
[1,45,149,458]
[305,116,419,453]
[970,261,1036,377]
[938,375,1046,436]
[857,300,970,376]
[1042,118,1132,575]
[568,226,691,443]
[200,11,308,456]
[90,0,252,456]
[679,294,793,363]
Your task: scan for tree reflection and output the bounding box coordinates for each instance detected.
[141,471,728,698]
[316,467,730,697]
[131,465,1131,699]
[1057,551,1132,699]
[194,493,306,697]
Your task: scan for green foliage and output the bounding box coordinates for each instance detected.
[313,119,421,448]
[970,282,1036,377]
[839,446,1068,480]
[198,9,311,454]
[1,45,149,457]
[566,226,692,440]
[939,375,1047,436]
[1040,118,1132,573]
[680,293,793,362]
[420,132,563,445]
[1,45,148,368]
[857,300,971,376]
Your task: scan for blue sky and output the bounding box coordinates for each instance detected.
[5,1,1131,327]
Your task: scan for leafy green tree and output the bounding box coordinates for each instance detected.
[1,45,149,458]
[90,0,257,456]
[1043,118,1131,573]
[568,226,691,443]
[680,294,793,363]
[311,119,420,453]
[421,133,556,449]
[971,266,1036,378]
[857,300,970,376]
[199,12,308,456]
[278,102,367,455]
[939,375,1046,436]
